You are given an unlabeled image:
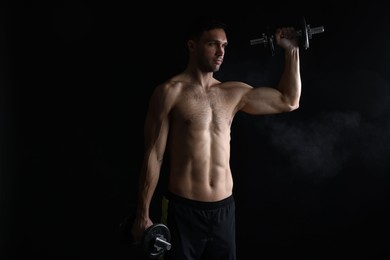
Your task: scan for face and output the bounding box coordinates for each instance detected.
[192,28,228,73]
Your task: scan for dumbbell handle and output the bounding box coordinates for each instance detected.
[250,25,324,45]
[297,25,324,38]
[154,237,172,251]
[250,33,270,45]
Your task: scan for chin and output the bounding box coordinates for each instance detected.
[213,66,221,72]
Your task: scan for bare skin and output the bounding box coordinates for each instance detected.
[132,26,301,242]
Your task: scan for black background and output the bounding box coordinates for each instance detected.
[2,1,390,259]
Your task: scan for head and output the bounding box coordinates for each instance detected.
[185,16,228,73]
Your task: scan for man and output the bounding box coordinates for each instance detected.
[131,16,301,260]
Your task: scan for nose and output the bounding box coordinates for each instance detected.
[216,45,225,56]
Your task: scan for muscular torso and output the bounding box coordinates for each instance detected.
[166,81,242,202]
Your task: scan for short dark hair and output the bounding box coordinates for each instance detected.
[185,15,227,41]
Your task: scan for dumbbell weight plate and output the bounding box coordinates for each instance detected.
[143,223,171,259]
[301,16,309,50]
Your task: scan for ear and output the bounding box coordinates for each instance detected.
[187,40,196,52]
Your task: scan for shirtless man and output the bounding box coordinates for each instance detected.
[131,16,301,260]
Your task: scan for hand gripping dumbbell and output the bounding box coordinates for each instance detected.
[119,214,172,259]
[250,16,324,55]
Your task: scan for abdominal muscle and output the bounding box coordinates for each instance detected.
[167,123,234,202]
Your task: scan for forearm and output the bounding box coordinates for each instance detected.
[136,153,161,219]
[277,46,301,109]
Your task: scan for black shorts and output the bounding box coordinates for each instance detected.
[161,191,236,260]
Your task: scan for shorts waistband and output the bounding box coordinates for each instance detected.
[165,190,234,210]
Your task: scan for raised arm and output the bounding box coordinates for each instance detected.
[239,27,301,115]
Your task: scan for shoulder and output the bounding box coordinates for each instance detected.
[154,78,185,95]
[150,78,187,104]
[218,81,253,94]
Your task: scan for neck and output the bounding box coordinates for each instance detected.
[183,64,215,87]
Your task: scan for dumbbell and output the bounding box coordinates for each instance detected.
[250,16,324,55]
[140,223,171,259]
[119,214,172,259]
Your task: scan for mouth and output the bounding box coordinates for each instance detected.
[215,59,223,65]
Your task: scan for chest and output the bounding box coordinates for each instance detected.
[172,88,234,128]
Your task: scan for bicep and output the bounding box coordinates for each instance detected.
[143,86,173,160]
